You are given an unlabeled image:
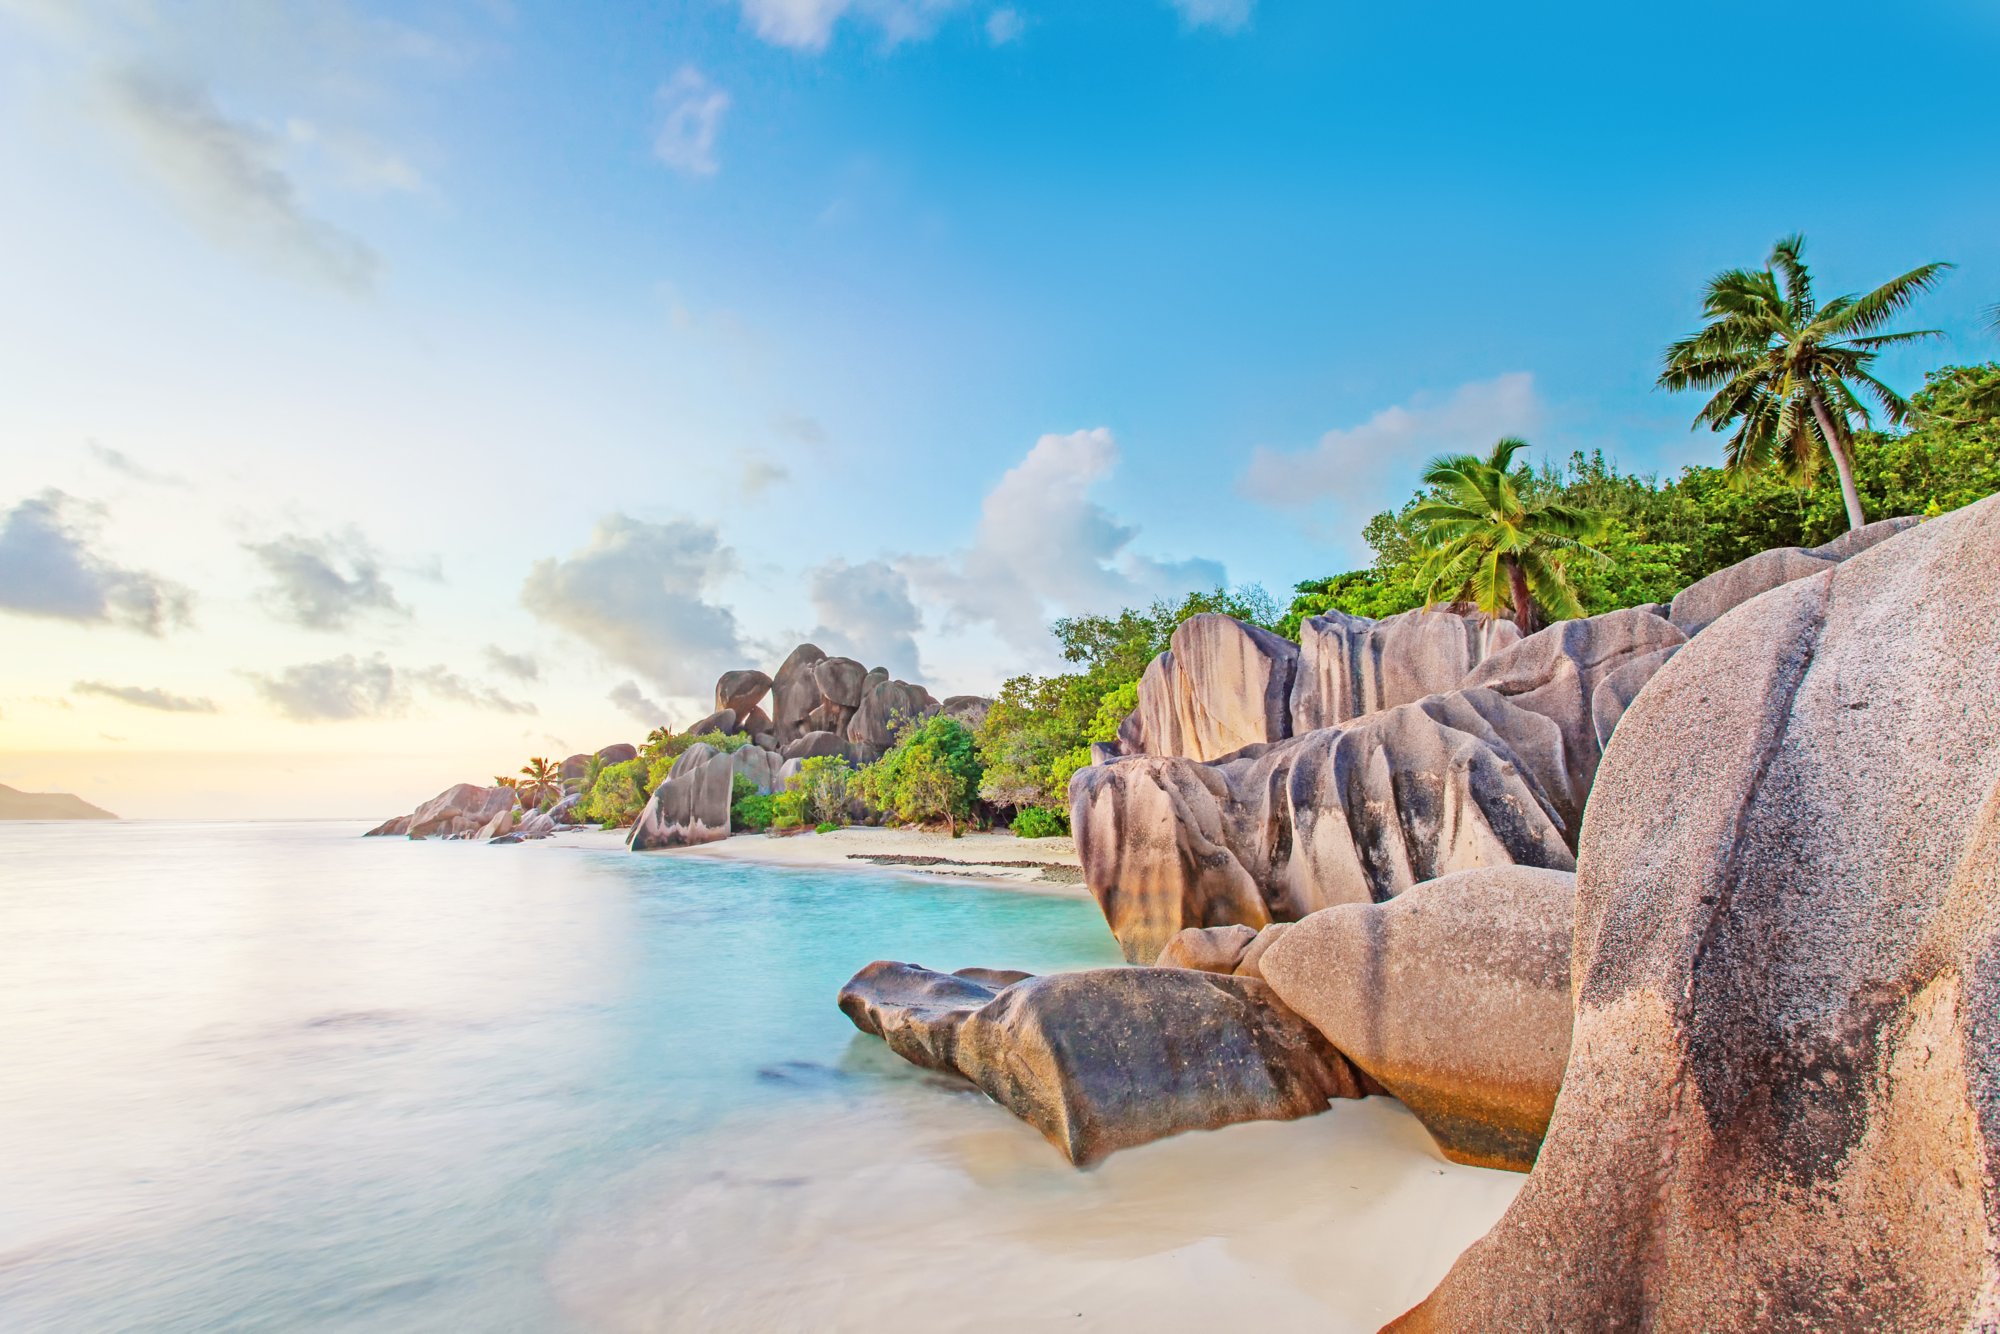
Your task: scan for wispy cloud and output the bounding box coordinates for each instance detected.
[482,645,542,683]
[608,681,674,728]
[653,67,730,177]
[73,680,219,713]
[735,0,972,51]
[251,653,404,722]
[0,490,191,636]
[100,68,380,291]
[408,665,535,716]
[245,529,407,631]
[1165,0,1254,32]
[87,442,185,487]
[985,7,1025,44]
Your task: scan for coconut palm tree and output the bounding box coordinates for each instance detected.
[1658,235,1952,531]
[518,757,561,806]
[1408,437,1606,634]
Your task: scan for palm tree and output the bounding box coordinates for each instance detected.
[518,757,561,806]
[1658,235,1951,532]
[1408,437,1605,634]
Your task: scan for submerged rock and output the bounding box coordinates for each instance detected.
[839,961,1365,1166]
[1396,496,2000,1330]
[1259,866,1577,1172]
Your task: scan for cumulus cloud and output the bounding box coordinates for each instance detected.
[608,681,674,729]
[520,515,745,696]
[985,7,1025,43]
[653,66,729,177]
[408,665,536,716]
[905,429,1226,659]
[0,490,192,635]
[1238,374,1541,545]
[251,653,404,722]
[1166,0,1254,31]
[100,68,379,291]
[245,529,407,630]
[736,0,970,50]
[73,680,219,713]
[809,558,924,681]
[250,655,535,722]
[482,645,541,683]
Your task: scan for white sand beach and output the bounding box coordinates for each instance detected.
[622,824,1089,892]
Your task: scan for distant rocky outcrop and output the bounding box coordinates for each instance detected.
[0,783,117,820]
[1396,498,1996,1329]
[363,782,518,840]
[838,961,1366,1166]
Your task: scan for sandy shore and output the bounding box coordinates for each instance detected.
[624,824,1088,893]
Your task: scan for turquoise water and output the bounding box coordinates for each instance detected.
[0,822,1123,1331]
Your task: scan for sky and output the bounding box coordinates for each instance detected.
[2,0,1997,819]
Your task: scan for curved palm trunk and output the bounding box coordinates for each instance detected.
[1507,558,1537,634]
[1808,391,1868,532]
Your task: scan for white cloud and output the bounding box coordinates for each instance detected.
[607,681,674,729]
[87,442,185,486]
[74,681,219,714]
[245,529,407,630]
[809,558,924,681]
[735,0,970,51]
[985,7,1025,43]
[742,455,791,497]
[653,67,730,177]
[482,646,542,683]
[520,514,745,697]
[0,490,192,635]
[1238,374,1542,547]
[905,429,1226,660]
[251,654,404,722]
[1166,0,1254,31]
[101,68,379,291]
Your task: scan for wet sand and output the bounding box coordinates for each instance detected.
[624,824,1088,892]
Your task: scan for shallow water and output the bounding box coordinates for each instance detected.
[0,821,1519,1332]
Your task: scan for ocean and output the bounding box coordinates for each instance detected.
[0,821,1517,1332]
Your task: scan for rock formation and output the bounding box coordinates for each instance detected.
[1118,613,1300,761]
[1291,606,1520,731]
[714,669,772,717]
[627,743,783,851]
[1258,866,1577,1171]
[838,961,1366,1166]
[373,783,519,840]
[1395,499,1999,1330]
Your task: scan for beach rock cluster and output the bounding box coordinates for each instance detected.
[838,960,1366,1166]
[1394,496,2000,1330]
[628,644,989,851]
[366,745,620,841]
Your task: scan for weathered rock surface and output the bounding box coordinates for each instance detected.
[714,669,772,717]
[846,678,939,753]
[781,730,854,763]
[1395,494,2000,1331]
[1808,512,1920,561]
[403,783,516,839]
[1123,614,1300,761]
[1458,607,1686,831]
[1291,607,1520,732]
[363,814,411,837]
[1155,924,1259,974]
[685,708,740,737]
[1666,545,1835,635]
[769,644,830,745]
[838,961,1365,1166]
[1261,866,1577,1172]
[627,744,780,851]
[1072,687,1577,963]
[939,694,991,732]
[1231,922,1293,983]
[1589,645,1679,750]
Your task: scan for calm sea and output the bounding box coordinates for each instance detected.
[0,821,1517,1333]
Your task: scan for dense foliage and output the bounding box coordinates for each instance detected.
[1010,806,1067,838]
[581,757,649,828]
[729,773,775,832]
[854,715,984,832]
[973,587,1275,825]
[772,755,853,830]
[1280,363,2000,632]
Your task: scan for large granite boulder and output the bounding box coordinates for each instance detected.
[1154,924,1260,974]
[684,708,741,737]
[1121,614,1300,761]
[1260,866,1577,1172]
[1589,645,1680,750]
[847,678,939,752]
[781,730,854,763]
[363,814,411,837]
[838,961,1366,1166]
[1291,606,1521,732]
[1072,687,1576,963]
[769,644,830,745]
[1667,545,1835,635]
[714,669,772,717]
[627,745,782,851]
[813,656,868,710]
[558,752,593,782]
[1808,512,1920,561]
[1457,606,1686,833]
[1395,496,2000,1330]
[595,743,637,766]
[938,694,992,732]
[404,783,516,839]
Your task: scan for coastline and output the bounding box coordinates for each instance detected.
[621,824,1090,895]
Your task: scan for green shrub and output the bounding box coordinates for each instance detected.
[1011,806,1068,838]
[855,716,983,832]
[730,772,775,832]
[815,820,841,834]
[581,757,649,828]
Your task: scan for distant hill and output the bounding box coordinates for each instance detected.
[0,784,118,821]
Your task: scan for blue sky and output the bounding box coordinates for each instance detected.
[2,0,1996,816]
